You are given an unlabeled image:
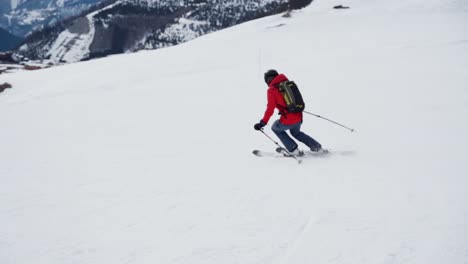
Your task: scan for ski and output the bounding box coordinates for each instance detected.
[252,150,303,163]
[252,149,330,159]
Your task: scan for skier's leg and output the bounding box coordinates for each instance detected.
[290,121,322,151]
[271,120,298,152]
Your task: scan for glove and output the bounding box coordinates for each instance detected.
[254,120,267,131]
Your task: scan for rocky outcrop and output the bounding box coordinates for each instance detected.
[0,82,12,93]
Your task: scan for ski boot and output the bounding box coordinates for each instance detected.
[276,147,304,157]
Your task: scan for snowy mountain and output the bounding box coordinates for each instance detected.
[16,0,309,63]
[0,0,104,37]
[0,0,467,263]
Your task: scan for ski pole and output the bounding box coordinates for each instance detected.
[303,111,355,132]
[259,129,302,164]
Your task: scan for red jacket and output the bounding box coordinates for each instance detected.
[261,74,303,125]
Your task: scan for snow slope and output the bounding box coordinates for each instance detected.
[1,0,468,263]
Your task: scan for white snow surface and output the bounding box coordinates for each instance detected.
[1,0,468,263]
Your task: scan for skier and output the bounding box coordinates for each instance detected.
[254,69,323,156]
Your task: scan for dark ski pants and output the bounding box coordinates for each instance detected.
[271,120,321,152]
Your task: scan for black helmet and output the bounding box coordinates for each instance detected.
[264,69,278,84]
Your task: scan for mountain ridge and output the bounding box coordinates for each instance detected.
[16,0,312,63]
[0,0,106,37]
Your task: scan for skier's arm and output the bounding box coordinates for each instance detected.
[261,89,276,124]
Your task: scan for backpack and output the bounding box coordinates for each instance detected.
[277,81,305,113]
